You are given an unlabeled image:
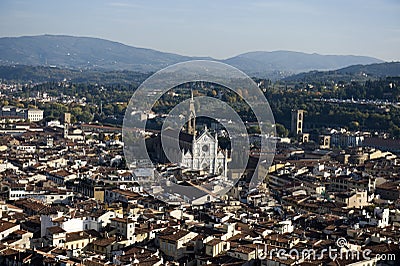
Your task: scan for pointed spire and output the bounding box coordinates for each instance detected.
[188,89,196,136]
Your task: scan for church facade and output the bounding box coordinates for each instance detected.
[181,127,228,176]
[151,91,229,176]
[181,91,228,176]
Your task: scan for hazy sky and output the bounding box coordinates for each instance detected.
[0,0,399,61]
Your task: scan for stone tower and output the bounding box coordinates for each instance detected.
[187,90,196,136]
[291,109,304,135]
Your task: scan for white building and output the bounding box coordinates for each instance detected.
[41,210,121,238]
[25,108,44,122]
[0,106,43,122]
[181,127,228,176]
[0,220,20,240]
[331,131,364,148]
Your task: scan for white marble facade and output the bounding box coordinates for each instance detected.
[182,127,228,176]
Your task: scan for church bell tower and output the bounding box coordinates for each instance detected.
[187,90,196,136]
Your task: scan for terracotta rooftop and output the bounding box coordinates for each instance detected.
[159,229,193,242]
[206,238,222,246]
[0,220,17,232]
[66,231,92,242]
[47,226,66,235]
[92,236,118,247]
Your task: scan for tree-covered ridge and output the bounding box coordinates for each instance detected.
[0,65,149,84]
[262,77,400,138]
[284,62,400,83]
[1,68,399,139]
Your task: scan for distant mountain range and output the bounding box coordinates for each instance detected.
[223,51,383,77]
[0,35,385,77]
[284,62,400,82]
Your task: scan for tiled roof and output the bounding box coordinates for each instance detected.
[159,229,192,242]
[92,236,117,247]
[47,226,66,234]
[0,221,17,232]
